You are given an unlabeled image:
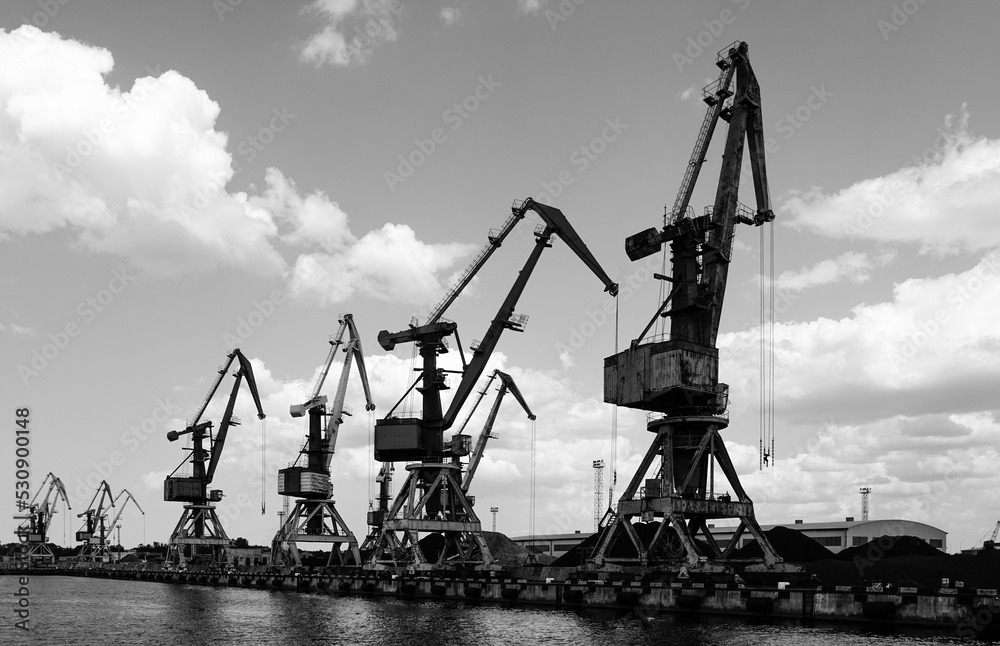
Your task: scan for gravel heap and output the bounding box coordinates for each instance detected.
[732,526,835,564]
[835,535,946,561]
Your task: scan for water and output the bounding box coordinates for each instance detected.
[1,576,987,645]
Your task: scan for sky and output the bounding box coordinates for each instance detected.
[1,0,999,556]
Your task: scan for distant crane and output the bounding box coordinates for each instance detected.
[860,487,872,522]
[490,507,499,533]
[367,198,617,571]
[105,489,145,561]
[14,472,70,565]
[456,369,535,494]
[76,480,115,562]
[983,521,1000,550]
[595,42,791,574]
[272,314,375,570]
[164,348,266,568]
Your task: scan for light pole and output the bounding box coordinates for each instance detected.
[490,507,499,533]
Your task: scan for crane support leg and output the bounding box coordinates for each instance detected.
[272,499,362,569]
[167,503,230,568]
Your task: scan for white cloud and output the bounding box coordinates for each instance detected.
[298,0,402,67]
[763,250,896,292]
[440,7,461,25]
[0,322,36,336]
[0,27,471,304]
[516,0,546,14]
[721,250,1000,426]
[0,26,284,277]
[784,106,1000,254]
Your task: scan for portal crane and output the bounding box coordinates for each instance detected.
[272,314,375,569]
[164,348,266,568]
[594,42,792,576]
[14,472,70,565]
[456,369,535,493]
[367,198,617,571]
[76,480,115,562]
[105,489,144,561]
[983,521,1000,550]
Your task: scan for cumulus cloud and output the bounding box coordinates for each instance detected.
[0,323,36,336]
[298,0,402,67]
[516,0,546,14]
[762,250,896,292]
[440,7,461,25]
[722,250,1000,427]
[0,27,470,304]
[784,105,1000,254]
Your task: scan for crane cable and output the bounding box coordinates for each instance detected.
[261,418,267,514]
[610,291,619,507]
[758,222,776,470]
[528,418,536,544]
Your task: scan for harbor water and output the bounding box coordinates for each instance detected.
[1,575,989,645]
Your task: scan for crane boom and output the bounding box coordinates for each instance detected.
[442,198,617,428]
[426,209,526,325]
[106,489,145,536]
[291,318,349,418]
[461,370,534,491]
[324,314,375,461]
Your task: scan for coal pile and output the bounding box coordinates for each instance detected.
[732,526,834,564]
[413,531,551,567]
[551,522,713,567]
[835,535,945,561]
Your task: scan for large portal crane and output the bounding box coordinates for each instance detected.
[272,314,375,570]
[14,472,70,565]
[594,42,789,575]
[76,480,115,562]
[367,198,617,571]
[164,348,265,568]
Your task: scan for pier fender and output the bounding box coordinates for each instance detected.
[400,583,417,596]
[296,577,313,591]
[255,578,268,588]
[271,578,284,589]
[616,591,641,607]
[501,588,520,601]
[360,581,377,594]
[745,597,774,613]
[431,584,448,597]
[676,594,702,610]
[337,581,353,592]
[862,601,897,621]
[197,575,209,584]
[563,589,585,604]
[463,586,483,599]
[316,579,328,591]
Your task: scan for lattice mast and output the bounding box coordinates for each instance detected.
[593,460,605,532]
[860,487,871,522]
[595,42,783,573]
